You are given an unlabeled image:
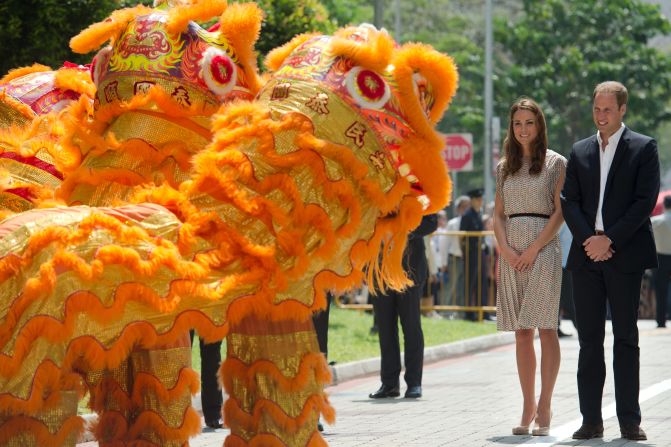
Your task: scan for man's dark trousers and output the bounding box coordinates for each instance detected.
[572,262,642,426]
[190,333,223,423]
[373,280,425,388]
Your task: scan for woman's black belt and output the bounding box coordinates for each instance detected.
[508,213,550,219]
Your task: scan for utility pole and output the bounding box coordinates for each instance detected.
[483,0,494,204]
[394,0,401,40]
[374,0,384,29]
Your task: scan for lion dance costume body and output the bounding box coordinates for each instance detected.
[0,1,458,446]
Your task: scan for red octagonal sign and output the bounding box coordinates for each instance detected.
[441,133,473,172]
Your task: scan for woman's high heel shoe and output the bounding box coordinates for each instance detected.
[512,415,535,435]
[531,411,552,436]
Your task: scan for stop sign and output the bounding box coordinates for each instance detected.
[442,133,473,172]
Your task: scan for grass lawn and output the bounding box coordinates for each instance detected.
[190,305,497,373]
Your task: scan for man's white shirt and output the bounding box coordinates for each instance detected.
[430,224,449,270]
[446,216,462,257]
[595,123,625,232]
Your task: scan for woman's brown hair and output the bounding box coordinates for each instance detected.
[500,97,548,180]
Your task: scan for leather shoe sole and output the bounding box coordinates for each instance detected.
[572,424,604,439]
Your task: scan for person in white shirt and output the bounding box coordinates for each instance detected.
[652,195,671,328]
[429,210,449,306]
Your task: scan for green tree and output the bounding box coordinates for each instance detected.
[0,0,122,75]
[248,0,335,57]
[319,0,371,27]
[375,0,520,195]
[495,0,671,154]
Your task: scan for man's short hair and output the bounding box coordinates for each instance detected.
[664,195,671,210]
[593,81,628,108]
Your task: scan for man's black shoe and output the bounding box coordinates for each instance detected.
[205,418,223,429]
[368,384,400,398]
[404,386,422,398]
[572,423,604,439]
[620,424,647,441]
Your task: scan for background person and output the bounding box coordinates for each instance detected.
[460,188,486,321]
[652,195,671,328]
[190,334,223,429]
[447,196,470,317]
[430,210,450,308]
[558,222,578,337]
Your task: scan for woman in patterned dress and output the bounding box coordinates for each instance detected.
[493,98,566,436]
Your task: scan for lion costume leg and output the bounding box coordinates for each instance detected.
[127,332,201,446]
[85,332,200,446]
[0,389,82,447]
[222,314,333,447]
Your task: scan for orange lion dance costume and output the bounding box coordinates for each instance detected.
[0,1,458,446]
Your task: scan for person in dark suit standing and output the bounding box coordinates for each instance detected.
[460,188,486,321]
[189,334,223,429]
[369,213,437,399]
[561,81,660,441]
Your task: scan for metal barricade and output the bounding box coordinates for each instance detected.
[334,230,497,322]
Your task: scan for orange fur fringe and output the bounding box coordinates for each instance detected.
[0,91,36,121]
[70,6,154,54]
[224,431,327,447]
[0,64,52,84]
[224,394,330,435]
[219,2,264,94]
[54,67,96,98]
[166,0,228,35]
[220,352,331,395]
[0,415,84,446]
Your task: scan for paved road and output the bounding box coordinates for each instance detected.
[80,320,671,446]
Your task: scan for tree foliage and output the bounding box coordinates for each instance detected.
[495,0,671,153]
[247,0,335,57]
[0,0,123,74]
[374,0,520,194]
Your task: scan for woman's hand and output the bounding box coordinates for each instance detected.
[514,245,540,272]
[501,246,521,269]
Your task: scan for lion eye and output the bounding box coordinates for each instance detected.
[200,47,237,96]
[345,66,390,109]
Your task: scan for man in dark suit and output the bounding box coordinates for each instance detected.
[369,213,437,400]
[561,81,659,441]
[189,334,224,429]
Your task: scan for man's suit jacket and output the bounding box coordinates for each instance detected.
[459,207,484,261]
[560,127,660,273]
[403,213,438,286]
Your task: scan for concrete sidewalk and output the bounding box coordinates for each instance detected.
[79,320,671,446]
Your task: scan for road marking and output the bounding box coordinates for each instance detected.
[515,378,671,446]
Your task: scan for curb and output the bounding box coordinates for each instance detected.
[329,331,515,385]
